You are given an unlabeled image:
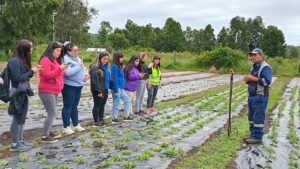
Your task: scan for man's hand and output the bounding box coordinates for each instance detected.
[244,74,258,83]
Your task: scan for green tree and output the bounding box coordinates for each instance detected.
[108,29,129,50]
[137,24,154,48]
[217,27,230,47]
[152,27,165,52]
[202,24,216,51]
[184,26,193,51]
[229,16,251,53]
[55,0,98,47]
[247,16,265,50]
[260,25,286,58]
[125,19,139,46]
[163,17,185,52]
[190,29,204,54]
[0,0,64,56]
[97,21,112,47]
[287,46,299,58]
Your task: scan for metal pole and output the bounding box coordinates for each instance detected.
[228,68,234,138]
[52,12,57,42]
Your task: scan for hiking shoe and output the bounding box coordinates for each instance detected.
[146,108,151,114]
[50,132,62,139]
[124,116,134,121]
[63,126,75,135]
[73,124,85,132]
[112,119,120,123]
[41,136,58,143]
[135,112,141,116]
[244,138,262,144]
[10,142,27,151]
[93,121,106,127]
[19,140,32,147]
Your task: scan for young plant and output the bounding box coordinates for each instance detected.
[163,147,177,158]
[90,131,99,138]
[101,146,110,152]
[137,150,154,161]
[44,166,54,169]
[38,157,47,164]
[112,154,123,162]
[114,142,121,149]
[123,161,137,169]
[0,160,9,166]
[160,142,169,148]
[19,154,29,162]
[121,137,132,142]
[57,165,69,169]
[123,150,132,155]
[73,156,85,164]
[99,159,113,168]
[153,147,162,152]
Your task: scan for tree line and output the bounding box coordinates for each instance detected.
[0,0,298,59]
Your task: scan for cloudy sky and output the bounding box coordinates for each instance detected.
[88,0,300,46]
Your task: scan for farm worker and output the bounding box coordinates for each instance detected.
[59,42,88,135]
[243,48,272,144]
[146,56,162,114]
[38,42,69,143]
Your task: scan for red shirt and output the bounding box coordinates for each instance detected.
[38,57,64,94]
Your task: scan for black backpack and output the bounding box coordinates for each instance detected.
[0,67,11,103]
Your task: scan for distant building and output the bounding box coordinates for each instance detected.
[86,48,106,53]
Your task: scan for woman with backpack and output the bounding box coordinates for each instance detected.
[124,55,144,116]
[110,52,132,122]
[7,40,42,151]
[146,56,162,114]
[90,51,111,126]
[38,42,69,143]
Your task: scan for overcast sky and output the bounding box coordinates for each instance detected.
[88,0,300,46]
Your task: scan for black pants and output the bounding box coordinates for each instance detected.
[147,85,159,108]
[92,89,108,122]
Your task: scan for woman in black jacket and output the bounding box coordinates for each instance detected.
[89,51,111,126]
[7,40,42,151]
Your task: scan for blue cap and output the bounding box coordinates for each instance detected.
[249,48,263,55]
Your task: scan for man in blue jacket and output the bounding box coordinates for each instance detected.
[243,48,272,144]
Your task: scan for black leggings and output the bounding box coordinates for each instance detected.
[92,89,108,122]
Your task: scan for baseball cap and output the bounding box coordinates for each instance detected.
[249,48,263,55]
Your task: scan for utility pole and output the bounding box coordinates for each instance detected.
[52,12,57,42]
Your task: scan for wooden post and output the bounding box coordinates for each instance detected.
[228,68,234,138]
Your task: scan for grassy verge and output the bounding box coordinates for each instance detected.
[169,76,291,169]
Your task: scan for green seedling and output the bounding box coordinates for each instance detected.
[73,156,85,164]
[122,137,132,142]
[0,160,9,166]
[114,142,121,149]
[90,131,99,138]
[45,166,54,169]
[160,142,169,148]
[163,147,177,158]
[38,157,47,164]
[153,147,162,152]
[57,165,69,169]
[112,154,123,162]
[93,138,103,145]
[19,154,29,162]
[101,146,110,152]
[123,161,137,169]
[137,150,154,161]
[123,150,132,155]
[99,159,113,168]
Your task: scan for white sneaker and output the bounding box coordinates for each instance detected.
[73,124,85,132]
[63,126,75,135]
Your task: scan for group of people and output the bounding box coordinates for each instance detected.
[0,39,162,151]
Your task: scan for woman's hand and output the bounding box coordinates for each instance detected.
[60,64,69,70]
[0,77,3,84]
[147,83,152,90]
[83,75,89,82]
[78,61,83,67]
[98,93,103,97]
[148,63,154,68]
[114,93,119,97]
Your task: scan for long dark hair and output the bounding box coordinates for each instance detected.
[58,41,77,63]
[90,51,110,78]
[39,42,62,64]
[11,39,33,70]
[124,55,141,80]
[152,56,161,69]
[112,52,124,69]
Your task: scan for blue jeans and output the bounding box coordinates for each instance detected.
[112,88,130,119]
[248,95,269,140]
[61,84,82,128]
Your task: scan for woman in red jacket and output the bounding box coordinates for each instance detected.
[38,42,68,143]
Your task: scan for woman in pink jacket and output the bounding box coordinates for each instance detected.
[38,42,68,143]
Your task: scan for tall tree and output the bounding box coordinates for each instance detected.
[260,25,286,58]
[97,21,112,47]
[217,27,230,47]
[55,0,98,47]
[137,23,154,48]
[247,16,265,50]
[287,46,299,58]
[108,28,129,50]
[163,17,185,52]
[184,26,193,51]
[125,19,139,46]
[0,0,64,56]
[152,27,165,52]
[202,24,216,51]
[229,16,251,53]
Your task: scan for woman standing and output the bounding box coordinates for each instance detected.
[124,55,143,116]
[134,52,149,115]
[60,42,87,134]
[38,42,68,143]
[90,51,111,126]
[8,40,42,151]
[146,56,162,114]
[111,52,132,122]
